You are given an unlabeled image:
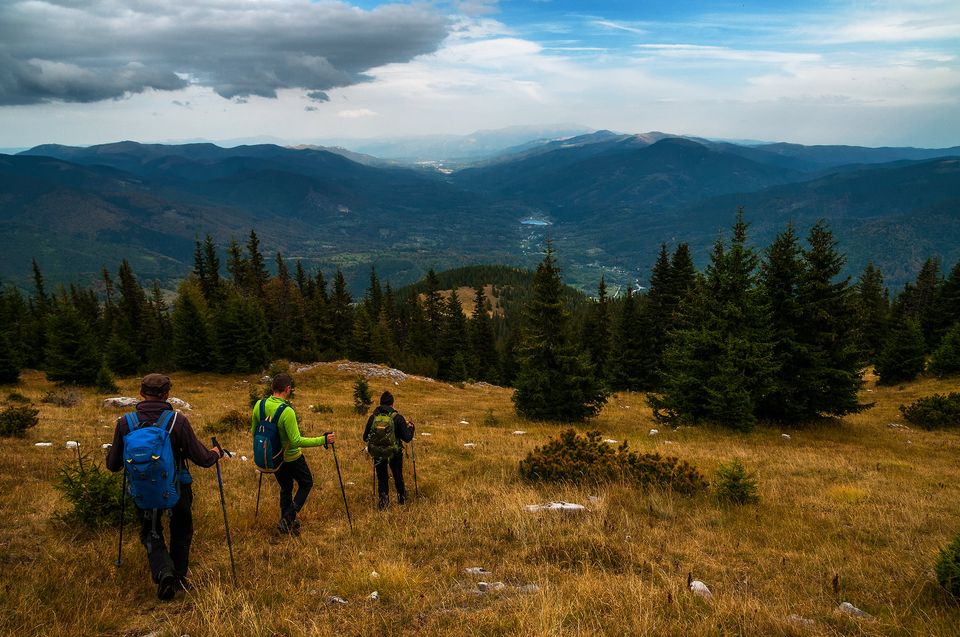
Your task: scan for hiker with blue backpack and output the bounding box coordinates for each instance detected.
[363,391,414,510]
[106,374,223,600]
[251,372,335,536]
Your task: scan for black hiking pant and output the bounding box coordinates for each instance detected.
[138,482,193,583]
[274,455,313,522]
[375,452,407,508]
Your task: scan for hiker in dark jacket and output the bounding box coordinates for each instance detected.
[363,391,414,509]
[106,374,222,600]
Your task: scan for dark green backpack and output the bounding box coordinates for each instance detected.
[367,411,400,460]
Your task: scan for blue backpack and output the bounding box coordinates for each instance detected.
[122,410,180,510]
[253,400,287,472]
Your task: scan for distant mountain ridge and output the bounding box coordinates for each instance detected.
[4,133,959,293]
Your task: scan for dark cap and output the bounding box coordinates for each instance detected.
[380,391,394,406]
[141,373,172,397]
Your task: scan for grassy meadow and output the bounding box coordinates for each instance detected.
[2,365,960,636]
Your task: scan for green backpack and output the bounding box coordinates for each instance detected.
[367,411,400,460]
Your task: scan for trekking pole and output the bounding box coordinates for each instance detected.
[410,437,419,499]
[254,471,263,518]
[115,471,127,567]
[211,437,238,585]
[325,434,352,532]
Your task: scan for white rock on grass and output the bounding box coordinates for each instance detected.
[102,397,139,408]
[34,442,52,447]
[516,583,541,594]
[603,439,619,444]
[463,443,476,448]
[465,567,491,575]
[478,581,506,592]
[368,591,379,601]
[781,434,791,440]
[787,614,816,627]
[370,571,380,579]
[459,420,469,425]
[240,456,248,462]
[837,602,871,618]
[101,443,112,449]
[649,429,659,436]
[328,596,348,605]
[512,431,527,435]
[168,397,192,410]
[65,441,79,449]
[419,432,432,437]
[688,578,713,600]
[525,501,586,513]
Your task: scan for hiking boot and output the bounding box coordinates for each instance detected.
[398,490,409,505]
[278,517,300,536]
[157,569,178,601]
[378,496,389,511]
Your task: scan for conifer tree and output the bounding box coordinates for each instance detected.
[470,285,499,383]
[875,318,926,385]
[930,261,960,348]
[308,272,334,356]
[366,267,383,321]
[0,285,23,383]
[202,234,222,301]
[246,230,270,298]
[581,277,612,384]
[794,221,865,418]
[669,243,697,302]
[853,262,889,363]
[930,322,960,377]
[144,282,173,371]
[294,260,307,295]
[650,211,775,431]
[645,244,675,378]
[609,289,657,391]
[423,269,444,357]
[758,224,807,420]
[23,259,50,367]
[0,330,20,384]
[438,291,469,381]
[330,269,353,357]
[512,244,606,421]
[172,282,213,372]
[44,296,102,385]
[226,239,248,291]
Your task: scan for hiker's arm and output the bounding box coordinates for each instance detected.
[282,411,327,448]
[395,413,414,443]
[104,418,126,472]
[176,415,221,467]
[362,414,374,442]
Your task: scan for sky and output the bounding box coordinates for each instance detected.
[0,0,958,149]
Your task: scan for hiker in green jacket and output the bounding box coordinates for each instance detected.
[250,372,334,535]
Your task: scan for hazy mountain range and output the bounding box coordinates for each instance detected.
[2,128,959,293]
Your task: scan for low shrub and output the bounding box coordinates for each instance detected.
[54,457,129,529]
[482,408,500,427]
[248,385,271,408]
[713,458,760,504]
[930,323,960,377]
[935,531,960,598]
[95,363,120,394]
[900,393,960,429]
[519,429,707,495]
[41,391,80,407]
[310,403,334,414]
[266,359,291,378]
[0,404,39,437]
[205,409,249,434]
[6,392,30,404]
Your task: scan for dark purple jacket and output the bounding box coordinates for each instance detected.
[106,400,219,479]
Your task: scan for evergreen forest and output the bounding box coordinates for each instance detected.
[2,212,959,430]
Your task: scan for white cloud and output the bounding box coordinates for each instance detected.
[338,108,378,118]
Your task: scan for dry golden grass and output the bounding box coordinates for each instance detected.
[2,366,960,636]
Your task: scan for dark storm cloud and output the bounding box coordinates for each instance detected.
[0,0,449,105]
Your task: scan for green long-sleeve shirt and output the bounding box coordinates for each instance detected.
[251,396,327,462]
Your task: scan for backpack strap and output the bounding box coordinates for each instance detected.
[272,403,287,423]
[157,410,177,434]
[124,412,140,431]
[258,399,267,423]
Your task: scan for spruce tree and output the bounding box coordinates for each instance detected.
[226,239,249,291]
[609,289,657,391]
[330,269,353,358]
[669,243,697,302]
[875,318,926,385]
[758,224,808,420]
[853,262,889,363]
[581,277,612,385]
[650,211,775,431]
[246,230,270,298]
[930,322,960,377]
[469,285,499,383]
[438,291,469,381]
[512,244,606,421]
[44,297,102,385]
[202,234,222,301]
[0,329,20,384]
[366,267,383,321]
[794,221,865,418]
[172,282,213,372]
